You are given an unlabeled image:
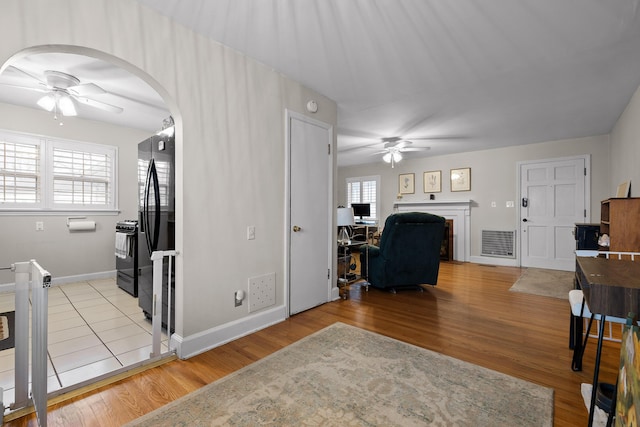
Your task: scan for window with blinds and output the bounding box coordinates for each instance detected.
[346,175,380,220]
[53,148,111,206]
[0,130,117,211]
[0,140,40,206]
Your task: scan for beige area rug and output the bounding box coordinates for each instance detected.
[126,322,553,427]
[509,267,574,299]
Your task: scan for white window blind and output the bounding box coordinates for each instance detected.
[53,148,110,205]
[0,139,40,206]
[346,175,380,220]
[0,130,117,212]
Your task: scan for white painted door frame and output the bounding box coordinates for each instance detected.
[517,154,590,270]
[284,109,334,315]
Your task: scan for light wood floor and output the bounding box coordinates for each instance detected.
[6,262,620,426]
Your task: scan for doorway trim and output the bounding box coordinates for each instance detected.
[284,109,334,316]
[0,44,184,404]
[516,154,591,269]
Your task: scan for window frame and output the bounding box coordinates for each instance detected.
[0,129,119,214]
[346,175,380,222]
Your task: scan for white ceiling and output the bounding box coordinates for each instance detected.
[2,1,640,167]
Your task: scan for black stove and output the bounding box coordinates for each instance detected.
[115,220,138,297]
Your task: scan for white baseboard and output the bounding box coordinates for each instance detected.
[468,256,518,267]
[173,304,288,360]
[0,270,116,293]
[51,270,117,285]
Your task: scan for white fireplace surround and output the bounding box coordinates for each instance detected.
[393,200,471,262]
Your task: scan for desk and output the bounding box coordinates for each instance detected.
[352,224,378,245]
[575,257,640,426]
[337,245,364,299]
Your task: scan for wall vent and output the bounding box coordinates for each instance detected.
[481,230,516,258]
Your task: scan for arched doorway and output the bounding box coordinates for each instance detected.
[0,45,182,411]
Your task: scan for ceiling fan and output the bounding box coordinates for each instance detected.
[1,66,124,120]
[373,137,431,168]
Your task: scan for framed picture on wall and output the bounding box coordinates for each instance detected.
[450,167,471,192]
[399,173,415,194]
[423,170,441,193]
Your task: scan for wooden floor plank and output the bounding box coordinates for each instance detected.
[5,262,619,426]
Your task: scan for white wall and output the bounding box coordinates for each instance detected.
[338,135,610,259]
[0,103,151,284]
[611,84,640,196]
[0,0,337,356]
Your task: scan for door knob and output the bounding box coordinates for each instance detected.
[522,218,528,222]
[293,225,301,232]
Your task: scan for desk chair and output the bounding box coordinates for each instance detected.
[570,251,640,372]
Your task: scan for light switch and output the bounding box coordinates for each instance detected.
[247,226,256,240]
[36,221,44,231]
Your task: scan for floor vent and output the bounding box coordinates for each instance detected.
[481,230,516,258]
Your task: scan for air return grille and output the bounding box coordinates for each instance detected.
[481,230,516,258]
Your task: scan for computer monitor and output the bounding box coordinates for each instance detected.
[351,203,370,220]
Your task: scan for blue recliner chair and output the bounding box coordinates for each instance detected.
[360,212,445,292]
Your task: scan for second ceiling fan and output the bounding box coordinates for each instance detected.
[374,137,431,168]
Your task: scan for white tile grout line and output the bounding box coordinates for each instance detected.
[57,280,152,369]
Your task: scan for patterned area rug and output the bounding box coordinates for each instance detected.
[509,267,574,299]
[126,323,553,426]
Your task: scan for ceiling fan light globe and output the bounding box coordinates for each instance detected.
[393,152,402,162]
[36,95,55,112]
[382,152,392,163]
[58,95,77,116]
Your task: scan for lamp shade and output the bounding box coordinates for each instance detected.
[337,207,355,227]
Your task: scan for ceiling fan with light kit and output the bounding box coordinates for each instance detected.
[0,65,124,121]
[372,137,431,168]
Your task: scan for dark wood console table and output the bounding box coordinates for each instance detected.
[576,256,640,426]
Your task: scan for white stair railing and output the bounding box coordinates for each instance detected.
[12,260,50,427]
[150,250,178,358]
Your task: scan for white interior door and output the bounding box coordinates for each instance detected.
[520,156,589,271]
[287,111,332,315]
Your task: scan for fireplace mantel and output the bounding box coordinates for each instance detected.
[393,200,472,209]
[393,200,472,262]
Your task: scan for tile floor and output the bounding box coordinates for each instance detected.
[0,277,169,407]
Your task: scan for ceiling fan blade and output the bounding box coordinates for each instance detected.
[68,82,106,97]
[406,135,468,141]
[401,147,431,152]
[71,95,124,114]
[0,82,48,93]
[6,65,47,86]
[338,142,384,154]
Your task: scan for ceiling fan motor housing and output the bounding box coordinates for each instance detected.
[44,70,80,89]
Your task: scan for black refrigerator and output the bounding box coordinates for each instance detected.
[137,126,175,330]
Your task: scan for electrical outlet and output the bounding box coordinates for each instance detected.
[247,226,256,240]
[490,201,496,208]
[35,221,44,231]
[506,201,515,208]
